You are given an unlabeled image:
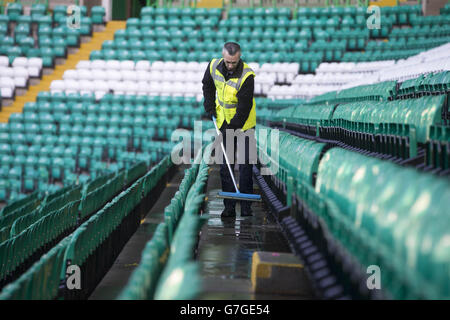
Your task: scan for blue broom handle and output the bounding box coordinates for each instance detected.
[212,116,240,194]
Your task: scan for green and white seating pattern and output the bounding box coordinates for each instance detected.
[0,91,205,203]
[1,3,105,68]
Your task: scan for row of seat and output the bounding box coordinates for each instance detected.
[256,125,449,298]
[276,103,335,125]
[101,6,438,67]
[0,4,104,71]
[90,49,322,65]
[390,25,450,39]
[0,87,211,202]
[330,95,445,144]
[342,48,425,62]
[298,5,421,21]
[0,195,80,283]
[64,68,203,83]
[119,146,209,300]
[332,38,448,80]
[49,80,201,100]
[77,59,202,71]
[3,3,105,24]
[35,91,198,106]
[316,60,396,73]
[1,152,167,199]
[140,7,222,19]
[366,37,450,52]
[293,73,366,85]
[116,25,371,42]
[127,16,370,31]
[335,80,397,102]
[311,69,450,105]
[2,56,43,77]
[0,157,170,299]
[141,5,421,21]
[314,148,450,299]
[99,38,357,53]
[266,84,337,100]
[20,104,202,120]
[397,71,450,96]
[340,43,450,88]
[58,159,167,299]
[75,59,297,82]
[426,125,450,171]
[0,124,180,142]
[0,138,172,162]
[257,125,326,185]
[280,94,444,145]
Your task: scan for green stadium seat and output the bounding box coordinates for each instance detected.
[91,6,106,24]
[31,4,47,19]
[36,14,52,28]
[90,50,103,60]
[0,14,9,32]
[7,2,23,22]
[53,5,67,22]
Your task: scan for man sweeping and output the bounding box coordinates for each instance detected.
[202,42,259,218]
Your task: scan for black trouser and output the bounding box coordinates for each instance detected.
[219,127,256,212]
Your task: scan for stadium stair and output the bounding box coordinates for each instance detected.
[0,21,125,123]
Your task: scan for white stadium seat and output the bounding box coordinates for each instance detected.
[0,56,9,67]
[50,80,65,93]
[78,69,92,81]
[105,60,121,70]
[12,57,28,68]
[106,70,122,81]
[0,77,15,98]
[135,60,150,71]
[76,60,91,70]
[63,70,78,80]
[122,70,137,81]
[64,79,80,94]
[120,60,135,71]
[79,80,94,94]
[91,59,107,70]
[13,67,29,87]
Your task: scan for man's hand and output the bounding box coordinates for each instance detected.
[208,109,217,120]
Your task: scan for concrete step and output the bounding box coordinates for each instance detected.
[251,251,313,296]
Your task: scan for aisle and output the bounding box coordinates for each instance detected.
[196,166,310,299]
[88,166,183,300]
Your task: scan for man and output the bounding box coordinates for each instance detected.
[202,42,257,218]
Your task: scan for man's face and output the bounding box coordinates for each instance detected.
[222,49,241,72]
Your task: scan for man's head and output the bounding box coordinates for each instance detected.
[222,42,241,72]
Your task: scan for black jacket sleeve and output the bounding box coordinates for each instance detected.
[228,75,254,129]
[202,62,216,118]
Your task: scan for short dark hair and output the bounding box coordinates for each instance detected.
[223,42,241,55]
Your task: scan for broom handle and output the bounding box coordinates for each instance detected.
[212,116,240,194]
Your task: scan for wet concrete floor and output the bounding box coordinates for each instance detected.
[196,166,311,300]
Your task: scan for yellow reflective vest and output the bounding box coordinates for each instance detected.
[209,58,256,131]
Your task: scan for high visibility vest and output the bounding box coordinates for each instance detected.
[210,58,256,131]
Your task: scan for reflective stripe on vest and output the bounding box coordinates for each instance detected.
[218,97,237,109]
